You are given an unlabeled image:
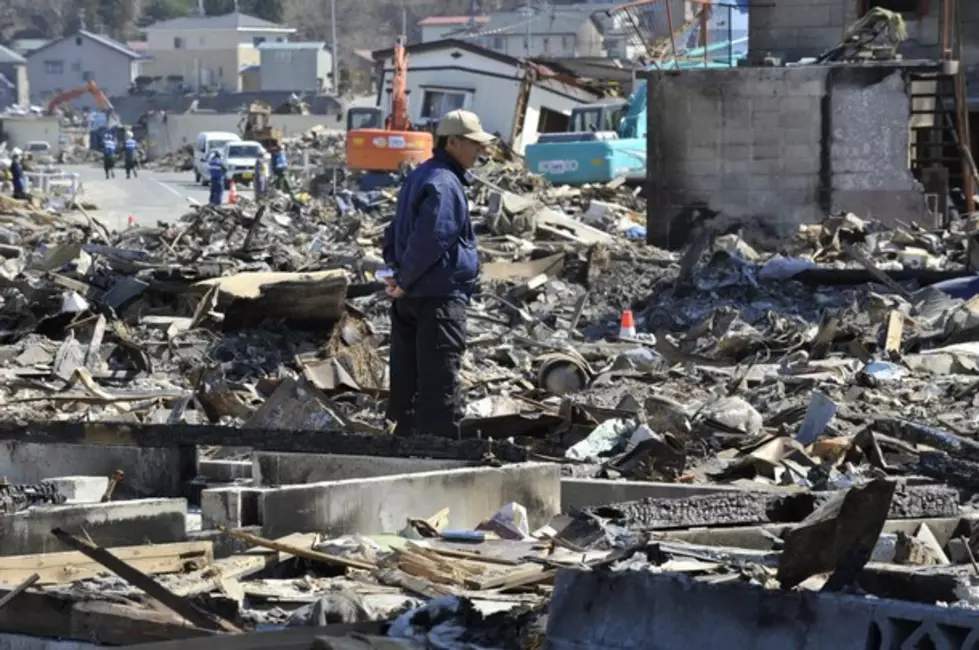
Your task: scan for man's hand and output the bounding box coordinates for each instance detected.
[385,284,406,299]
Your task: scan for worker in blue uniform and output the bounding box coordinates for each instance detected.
[208,151,226,206]
[102,133,116,179]
[270,144,291,196]
[9,149,26,200]
[123,131,139,179]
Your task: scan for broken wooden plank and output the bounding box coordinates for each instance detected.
[50,528,239,633]
[218,526,375,571]
[0,541,212,586]
[169,533,318,597]
[884,310,904,356]
[777,478,896,590]
[0,573,38,610]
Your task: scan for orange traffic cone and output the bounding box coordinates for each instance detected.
[619,310,636,339]
[228,180,238,204]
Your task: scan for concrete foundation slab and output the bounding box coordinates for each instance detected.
[259,463,561,537]
[252,452,470,486]
[546,570,979,650]
[0,499,186,556]
[0,442,186,498]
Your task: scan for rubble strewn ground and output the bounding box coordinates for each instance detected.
[2,124,979,647]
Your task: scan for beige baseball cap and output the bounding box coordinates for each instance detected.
[436,110,496,144]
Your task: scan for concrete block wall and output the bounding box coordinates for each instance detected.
[749,0,940,62]
[546,570,979,650]
[256,463,561,538]
[645,64,928,248]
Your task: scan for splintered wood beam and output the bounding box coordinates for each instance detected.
[50,528,239,634]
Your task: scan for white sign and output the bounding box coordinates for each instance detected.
[537,159,579,175]
[387,135,406,149]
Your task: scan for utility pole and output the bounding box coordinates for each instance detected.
[330,0,339,94]
[402,1,408,39]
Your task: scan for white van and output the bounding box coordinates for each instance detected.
[193,131,241,185]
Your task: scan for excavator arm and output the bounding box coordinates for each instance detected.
[388,36,413,132]
[47,80,116,119]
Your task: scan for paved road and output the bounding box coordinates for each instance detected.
[64,164,214,231]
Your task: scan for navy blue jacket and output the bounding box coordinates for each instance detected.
[382,148,478,300]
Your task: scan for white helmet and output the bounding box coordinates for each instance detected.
[11,148,21,157]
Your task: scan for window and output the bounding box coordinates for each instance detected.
[561,36,569,49]
[420,89,468,119]
[75,37,82,46]
[43,60,63,74]
[71,61,81,72]
[218,67,223,78]
[253,36,266,47]
[82,71,95,81]
[174,37,185,49]
[492,36,504,50]
[864,0,921,13]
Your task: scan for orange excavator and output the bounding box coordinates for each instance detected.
[345,36,432,172]
[47,79,117,124]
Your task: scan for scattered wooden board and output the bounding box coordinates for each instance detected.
[0,541,213,586]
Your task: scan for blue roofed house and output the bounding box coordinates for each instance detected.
[0,44,29,108]
[25,31,146,103]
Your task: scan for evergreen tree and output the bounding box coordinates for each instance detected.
[247,0,283,23]
[140,0,192,26]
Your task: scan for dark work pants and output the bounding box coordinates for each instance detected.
[386,296,467,439]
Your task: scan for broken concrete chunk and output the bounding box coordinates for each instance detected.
[700,396,763,437]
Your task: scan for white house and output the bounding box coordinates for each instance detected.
[371,39,604,154]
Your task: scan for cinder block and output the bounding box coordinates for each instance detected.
[778,112,818,130]
[781,157,821,175]
[787,79,827,97]
[687,145,721,161]
[751,142,783,161]
[771,5,832,28]
[199,459,252,483]
[201,487,265,529]
[42,476,109,503]
[796,26,845,50]
[780,96,822,113]
[783,127,819,146]
[259,462,562,537]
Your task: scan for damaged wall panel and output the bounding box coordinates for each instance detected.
[645,64,931,249]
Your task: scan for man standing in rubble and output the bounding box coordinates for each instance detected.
[102,131,116,179]
[9,149,26,200]
[381,109,495,439]
[123,131,139,179]
[208,150,226,206]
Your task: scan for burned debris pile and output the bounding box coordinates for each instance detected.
[2,130,979,645]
